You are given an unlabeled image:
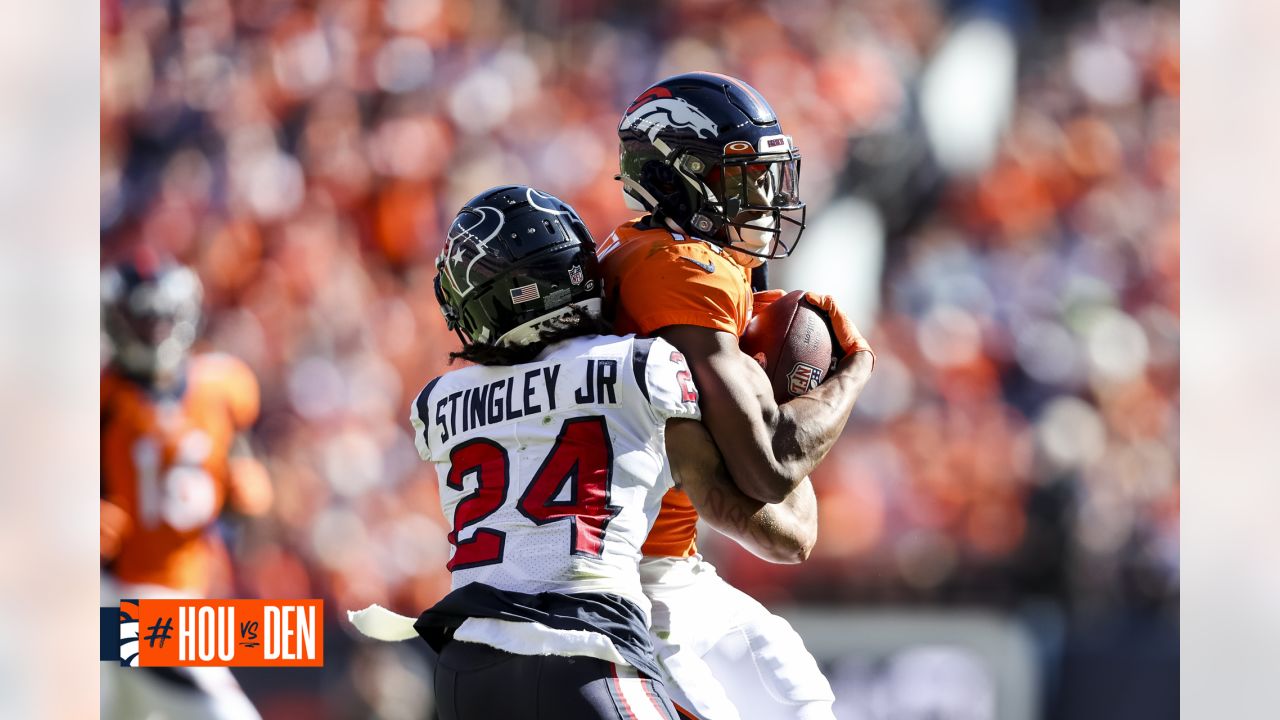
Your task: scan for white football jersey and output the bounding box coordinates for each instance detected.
[410,334,701,610]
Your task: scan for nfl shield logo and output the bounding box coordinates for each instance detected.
[569,264,584,286]
[787,363,823,396]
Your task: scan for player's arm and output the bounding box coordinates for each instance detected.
[101,382,132,563]
[101,498,132,564]
[657,323,873,504]
[220,357,273,517]
[665,418,816,563]
[225,435,273,516]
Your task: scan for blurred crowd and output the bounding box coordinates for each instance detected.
[102,0,1178,715]
[712,2,1179,619]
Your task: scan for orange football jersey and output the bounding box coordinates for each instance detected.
[598,219,753,558]
[101,354,260,593]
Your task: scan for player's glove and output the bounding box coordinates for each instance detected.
[802,292,875,367]
[101,499,132,563]
[227,456,274,516]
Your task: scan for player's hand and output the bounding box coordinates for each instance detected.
[227,456,274,516]
[751,289,786,319]
[802,292,874,367]
[101,499,132,563]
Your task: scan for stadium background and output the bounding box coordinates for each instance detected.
[100,0,1178,717]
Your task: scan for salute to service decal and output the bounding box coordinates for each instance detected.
[102,599,324,667]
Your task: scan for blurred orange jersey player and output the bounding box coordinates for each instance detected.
[100,250,268,720]
[101,353,263,593]
[100,250,271,595]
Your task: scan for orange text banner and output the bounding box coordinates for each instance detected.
[130,599,324,667]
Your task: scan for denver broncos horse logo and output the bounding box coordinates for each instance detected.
[619,87,718,141]
[120,599,141,666]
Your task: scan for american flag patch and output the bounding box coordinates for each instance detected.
[510,283,541,304]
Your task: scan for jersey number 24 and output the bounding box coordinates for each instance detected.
[445,416,621,571]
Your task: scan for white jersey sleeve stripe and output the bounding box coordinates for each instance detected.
[630,337,656,404]
[409,375,442,461]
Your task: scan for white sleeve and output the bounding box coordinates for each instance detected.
[636,337,702,422]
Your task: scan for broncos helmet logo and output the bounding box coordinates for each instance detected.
[619,97,719,142]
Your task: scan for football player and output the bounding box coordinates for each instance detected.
[100,249,270,720]
[601,72,876,719]
[349,186,819,720]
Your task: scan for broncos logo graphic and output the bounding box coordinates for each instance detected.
[120,600,141,666]
[619,97,719,142]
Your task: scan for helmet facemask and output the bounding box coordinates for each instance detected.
[697,145,806,260]
[621,137,806,261]
[433,272,471,345]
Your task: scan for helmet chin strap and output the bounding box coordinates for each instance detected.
[619,178,695,238]
[622,191,648,213]
[625,174,765,263]
[661,216,687,235]
[619,177,656,213]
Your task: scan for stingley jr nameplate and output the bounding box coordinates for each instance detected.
[102,599,324,667]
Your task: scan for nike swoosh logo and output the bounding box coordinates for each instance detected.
[679,256,715,274]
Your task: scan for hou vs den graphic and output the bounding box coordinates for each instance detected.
[103,599,325,667]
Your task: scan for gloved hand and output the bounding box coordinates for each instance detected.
[227,456,274,516]
[803,292,875,367]
[101,499,132,563]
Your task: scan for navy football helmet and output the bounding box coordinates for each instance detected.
[101,249,202,381]
[617,72,806,262]
[435,185,602,349]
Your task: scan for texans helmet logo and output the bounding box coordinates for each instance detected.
[787,362,823,396]
[620,94,718,141]
[526,187,583,219]
[441,205,504,296]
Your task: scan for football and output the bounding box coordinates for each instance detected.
[740,290,836,404]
